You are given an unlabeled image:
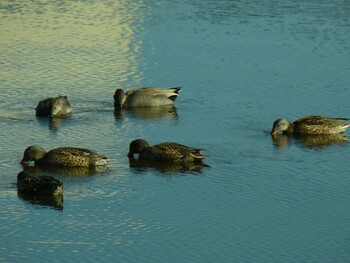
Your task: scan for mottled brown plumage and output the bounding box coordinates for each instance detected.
[17,171,64,196]
[127,139,206,162]
[271,116,350,135]
[114,87,182,108]
[21,146,109,167]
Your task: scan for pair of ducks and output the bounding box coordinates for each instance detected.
[36,87,182,117]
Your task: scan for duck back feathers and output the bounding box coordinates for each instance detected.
[128,139,206,162]
[21,146,109,167]
[271,116,350,135]
[36,96,72,117]
[17,171,64,196]
[114,87,182,108]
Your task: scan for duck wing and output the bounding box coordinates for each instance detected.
[294,116,350,134]
[155,142,206,161]
[45,147,108,167]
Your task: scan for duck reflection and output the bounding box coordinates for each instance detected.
[128,158,209,174]
[36,116,71,131]
[18,192,63,210]
[272,133,349,148]
[23,164,108,177]
[114,105,178,120]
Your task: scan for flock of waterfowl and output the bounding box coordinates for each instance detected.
[17,87,350,207]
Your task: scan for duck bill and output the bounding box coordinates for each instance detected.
[127,152,133,158]
[271,130,278,136]
[20,159,28,165]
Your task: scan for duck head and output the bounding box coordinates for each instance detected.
[21,146,47,165]
[114,89,127,109]
[127,139,150,158]
[271,118,294,135]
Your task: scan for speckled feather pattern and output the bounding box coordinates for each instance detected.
[272,116,350,135]
[293,116,350,134]
[138,142,206,162]
[22,146,108,167]
[39,147,107,167]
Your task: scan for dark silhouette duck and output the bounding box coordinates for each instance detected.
[17,171,64,196]
[36,96,72,117]
[21,146,109,167]
[114,87,181,108]
[271,116,350,135]
[127,139,206,162]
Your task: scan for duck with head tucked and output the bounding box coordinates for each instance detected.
[127,139,206,163]
[36,96,72,117]
[114,87,182,108]
[271,116,350,135]
[17,171,64,196]
[21,146,109,167]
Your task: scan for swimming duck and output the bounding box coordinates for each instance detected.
[127,139,206,162]
[36,96,72,117]
[17,171,64,196]
[114,87,182,108]
[21,146,109,167]
[271,116,350,135]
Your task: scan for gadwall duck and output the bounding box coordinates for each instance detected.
[36,96,72,117]
[17,171,64,196]
[21,146,109,167]
[114,87,182,108]
[271,116,350,135]
[127,139,206,162]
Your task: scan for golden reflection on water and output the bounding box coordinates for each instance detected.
[1,0,146,91]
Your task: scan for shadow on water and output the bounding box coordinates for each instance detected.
[271,133,349,149]
[114,105,178,120]
[23,164,109,177]
[128,158,210,174]
[17,192,64,210]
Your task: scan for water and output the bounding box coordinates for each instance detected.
[1,0,350,262]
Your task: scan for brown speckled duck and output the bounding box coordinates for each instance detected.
[271,116,350,135]
[127,139,206,162]
[114,87,182,108]
[21,146,109,167]
[17,171,64,196]
[36,96,73,117]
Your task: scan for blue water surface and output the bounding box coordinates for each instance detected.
[1,0,350,262]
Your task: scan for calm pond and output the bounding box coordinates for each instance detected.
[1,0,350,262]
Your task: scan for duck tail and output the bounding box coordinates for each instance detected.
[191,153,207,162]
[168,87,182,101]
[172,87,182,94]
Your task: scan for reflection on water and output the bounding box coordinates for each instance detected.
[23,164,108,177]
[129,158,209,174]
[272,133,349,148]
[114,105,178,120]
[36,116,69,131]
[0,0,145,103]
[18,192,64,210]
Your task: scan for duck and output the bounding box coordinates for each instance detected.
[21,146,109,167]
[36,96,73,117]
[127,139,206,162]
[271,116,350,135]
[17,171,64,196]
[114,87,182,108]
